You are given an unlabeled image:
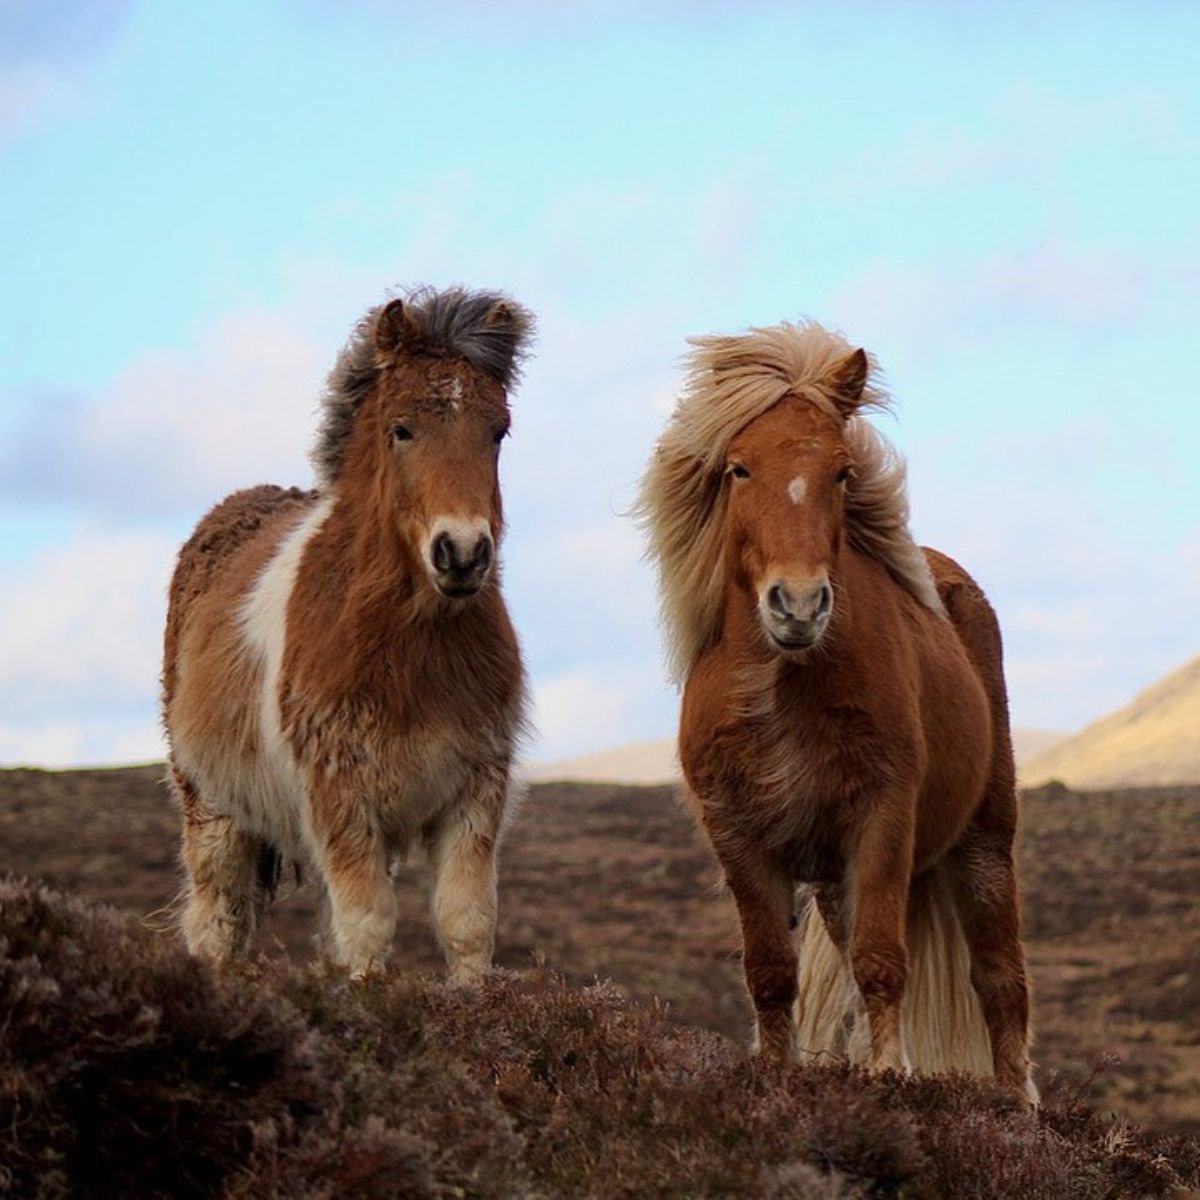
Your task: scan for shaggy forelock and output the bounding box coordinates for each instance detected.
[312,286,534,485]
[635,320,944,683]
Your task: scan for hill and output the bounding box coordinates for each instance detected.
[532,728,1067,786]
[526,737,679,784]
[1024,655,1200,788]
[3,878,1198,1199]
[0,767,1198,1142]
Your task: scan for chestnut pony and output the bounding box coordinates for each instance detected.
[162,287,532,981]
[637,321,1036,1103]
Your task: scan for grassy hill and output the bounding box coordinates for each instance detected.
[1,766,1198,1195]
[1024,655,1200,788]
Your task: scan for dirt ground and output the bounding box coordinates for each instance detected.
[1,766,1196,1133]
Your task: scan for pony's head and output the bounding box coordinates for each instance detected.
[314,287,533,601]
[637,321,943,680]
[724,350,867,652]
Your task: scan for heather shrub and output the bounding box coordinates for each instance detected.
[0,879,426,1199]
[2,877,1197,1199]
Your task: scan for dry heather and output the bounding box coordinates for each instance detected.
[2,878,1198,1199]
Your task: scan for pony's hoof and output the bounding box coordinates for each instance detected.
[347,958,388,982]
[447,963,490,988]
[867,1046,912,1076]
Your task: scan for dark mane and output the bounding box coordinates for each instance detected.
[312,285,534,485]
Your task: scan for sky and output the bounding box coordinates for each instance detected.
[1,0,1198,766]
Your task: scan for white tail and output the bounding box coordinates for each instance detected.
[795,867,994,1076]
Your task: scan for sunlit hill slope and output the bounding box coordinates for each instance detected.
[1023,655,1200,789]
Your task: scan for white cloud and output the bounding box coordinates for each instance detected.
[0,1,132,138]
[978,244,1146,328]
[0,60,65,137]
[911,458,1200,732]
[0,520,174,766]
[503,305,680,514]
[529,660,674,763]
[0,522,175,712]
[3,192,1196,766]
[0,307,328,518]
[827,240,1156,351]
[0,716,163,769]
[530,669,629,762]
[0,282,691,767]
[996,81,1185,152]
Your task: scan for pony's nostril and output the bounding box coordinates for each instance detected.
[432,528,493,579]
[767,584,791,619]
[817,583,833,618]
[432,532,455,572]
[471,535,493,573]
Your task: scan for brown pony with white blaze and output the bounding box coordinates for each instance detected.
[637,321,1037,1104]
[162,287,533,982]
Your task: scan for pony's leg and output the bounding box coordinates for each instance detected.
[309,779,397,977]
[814,882,850,951]
[724,856,799,1060]
[426,762,508,985]
[172,762,261,963]
[848,814,913,1073]
[948,840,1037,1104]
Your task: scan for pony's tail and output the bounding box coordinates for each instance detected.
[794,867,993,1077]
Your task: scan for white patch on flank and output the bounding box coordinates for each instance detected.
[788,475,808,505]
[233,494,335,857]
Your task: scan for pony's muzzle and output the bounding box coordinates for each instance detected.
[761,577,832,649]
[427,520,494,598]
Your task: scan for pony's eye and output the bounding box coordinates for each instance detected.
[391,424,413,442]
[493,426,510,446]
[729,463,751,480]
[835,465,851,484]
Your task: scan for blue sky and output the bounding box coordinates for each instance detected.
[1,0,1198,764]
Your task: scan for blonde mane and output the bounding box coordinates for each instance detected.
[635,320,944,683]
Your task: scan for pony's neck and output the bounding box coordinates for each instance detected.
[322,487,427,637]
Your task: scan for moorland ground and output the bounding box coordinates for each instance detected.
[10,876,1200,1199]
[1,767,1197,1138]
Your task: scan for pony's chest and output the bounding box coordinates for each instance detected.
[372,725,479,828]
[290,633,522,828]
[685,696,874,798]
[681,693,875,877]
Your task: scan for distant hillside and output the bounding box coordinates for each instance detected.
[1012,727,1070,768]
[1023,655,1200,788]
[526,737,677,785]
[532,729,1065,786]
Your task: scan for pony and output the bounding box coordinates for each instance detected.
[162,286,533,982]
[636,321,1037,1104]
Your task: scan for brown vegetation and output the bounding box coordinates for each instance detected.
[3,877,1197,1199]
[0,768,1198,1194]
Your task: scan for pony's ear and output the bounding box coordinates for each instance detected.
[828,348,869,417]
[374,299,420,353]
[484,299,517,328]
